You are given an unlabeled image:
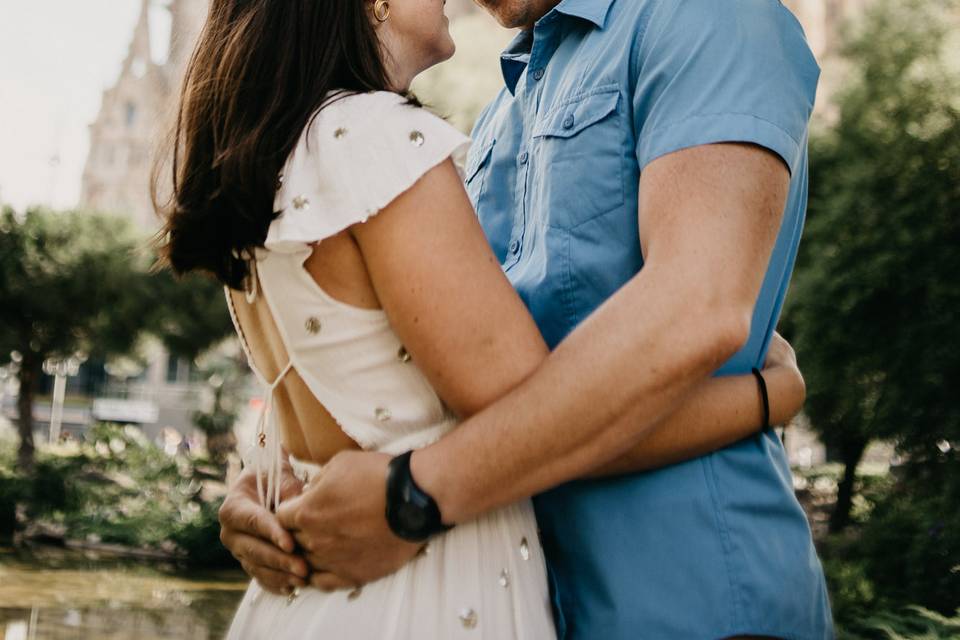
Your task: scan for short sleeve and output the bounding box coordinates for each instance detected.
[633,0,821,174]
[266,92,471,251]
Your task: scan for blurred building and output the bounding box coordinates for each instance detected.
[78,0,868,234]
[80,0,205,232]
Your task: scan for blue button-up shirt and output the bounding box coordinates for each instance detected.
[468,0,832,637]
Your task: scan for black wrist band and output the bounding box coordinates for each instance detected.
[385,450,453,542]
[751,367,771,431]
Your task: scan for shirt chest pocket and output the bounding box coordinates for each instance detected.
[531,87,625,228]
[465,137,495,210]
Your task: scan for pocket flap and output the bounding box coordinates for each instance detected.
[532,88,621,139]
[465,137,496,183]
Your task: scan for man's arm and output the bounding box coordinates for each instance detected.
[591,332,805,477]
[414,142,789,523]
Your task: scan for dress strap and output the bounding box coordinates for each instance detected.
[252,360,295,512]
[223,260,299,513]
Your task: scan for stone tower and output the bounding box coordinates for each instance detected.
[80,0,208,232]
[167,0,208,84]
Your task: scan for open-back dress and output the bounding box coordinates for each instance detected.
[222,91,556,640]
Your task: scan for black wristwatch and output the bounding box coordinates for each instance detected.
[385,451,453,542]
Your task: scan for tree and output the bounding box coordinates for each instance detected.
[145,253,237,465]
[0,207,154,472]
[146,266,233,362]
[783,0,960,531]
[191,346,247,468]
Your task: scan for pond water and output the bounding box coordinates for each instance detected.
[0,544,249,639]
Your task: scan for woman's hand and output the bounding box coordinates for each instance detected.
[764,330,799,372]
[761,331,806,425]
[589,331,807,478]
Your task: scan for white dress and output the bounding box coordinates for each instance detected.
[222,91,556,640]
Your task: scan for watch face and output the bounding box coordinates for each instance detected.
[399,503,428,532]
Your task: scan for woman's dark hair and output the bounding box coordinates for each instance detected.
[153,0,404,290]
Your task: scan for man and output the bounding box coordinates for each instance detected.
[221,0,833,637]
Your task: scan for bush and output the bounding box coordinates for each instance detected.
[0,423,236,567]
[170,499,233,567]
[856,458,960,615]
[837,606,960,640]
[0,470,27,539]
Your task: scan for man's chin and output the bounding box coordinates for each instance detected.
[473,0,525,29]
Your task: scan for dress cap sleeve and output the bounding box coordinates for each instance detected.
[265,91,471,252]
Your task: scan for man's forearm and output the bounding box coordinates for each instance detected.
[412,144,786,525]
[411,262,749,524]
[589,365,800,478]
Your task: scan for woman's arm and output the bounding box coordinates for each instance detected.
[590,333,805,477]
[351,160,803,471]
[349,158,548,419]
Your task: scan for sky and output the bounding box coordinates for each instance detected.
[0,0,171,211]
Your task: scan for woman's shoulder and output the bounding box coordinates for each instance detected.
[293,89,471,174]
[308,91,458,141]
[267,91,471,251]
[324,89,408,113]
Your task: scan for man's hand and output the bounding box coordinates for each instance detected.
[218,458,311,594]
[275,450,424,591]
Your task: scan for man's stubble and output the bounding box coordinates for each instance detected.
[472,0,561,30]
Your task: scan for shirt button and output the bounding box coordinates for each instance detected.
[562,114,575,129]
[509,240,520,254]
[518,151,529,165]
[532,68,545,81]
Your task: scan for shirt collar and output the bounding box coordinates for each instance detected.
[550,0,615,30]
[500,30,534,95]
[498,0,615,94]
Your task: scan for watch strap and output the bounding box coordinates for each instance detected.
[385,450,452,542]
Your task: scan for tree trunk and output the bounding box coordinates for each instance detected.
[829,438,869,533]
[16,353,39,474]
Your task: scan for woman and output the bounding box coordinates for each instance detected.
[155,0,808,637]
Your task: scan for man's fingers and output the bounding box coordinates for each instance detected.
[309,571,356,593]
[223,498,296,553]
[231,532,309,578]
[241,561,308,596]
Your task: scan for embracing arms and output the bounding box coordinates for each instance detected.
[227,142,794,590]
[349,149,795,491]
[409,142,790,523]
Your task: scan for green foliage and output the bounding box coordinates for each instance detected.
[0,424,234,567]
[190,348,248,468]
[0,467,28,539]
[0,206,159,469]
[855,459,960,615]
[146,267,233,361]
[783,0,960,620]
[813,462,960,633]
[0,207,152,364]
[0,205,234,470]
[837,606,960,640]
[783,0,960,525]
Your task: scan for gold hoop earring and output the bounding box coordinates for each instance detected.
[374,0,390,22]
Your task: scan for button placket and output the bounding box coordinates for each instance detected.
[504,147,530,271]
[505,22,557,273]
